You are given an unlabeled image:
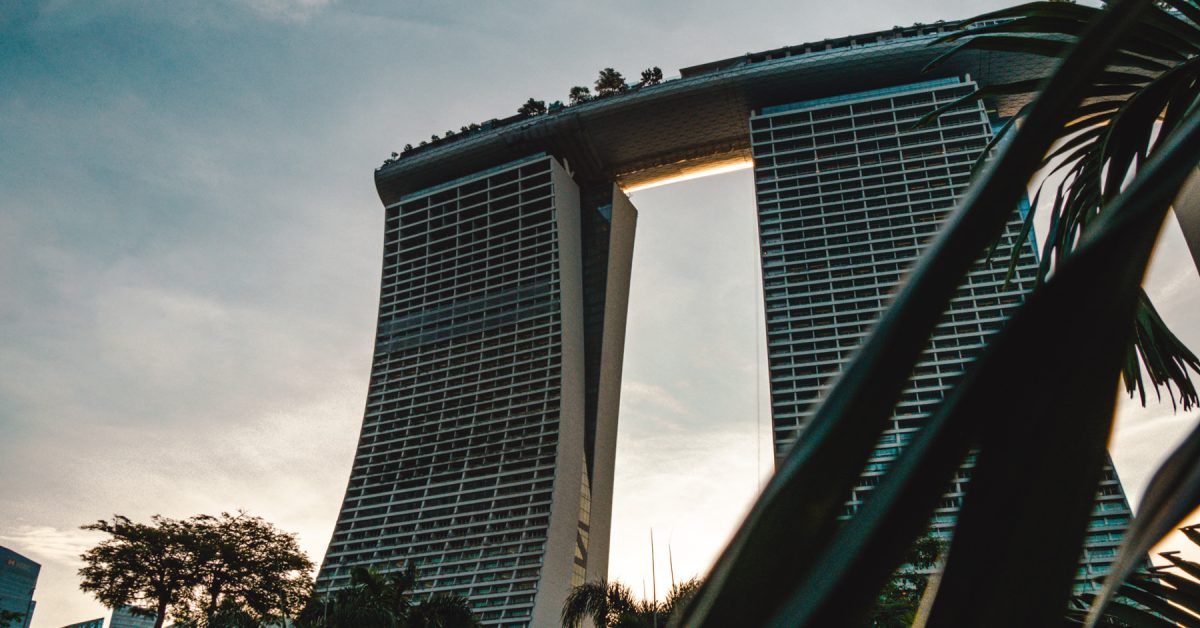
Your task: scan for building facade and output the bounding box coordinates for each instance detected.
[108,605,158,628]
[0,546,38,628]
[321,28,1136,627]
[750,76,1133,584]
[317,154,635,626]
[60,619,104,628]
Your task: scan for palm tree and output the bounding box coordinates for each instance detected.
[561,580,637,628]
[298,564,477,628]
[405,594,479,628]
[659,579,702,623]
[562,578,702,628]
[674,1,1200,626]
[303,565,413,627]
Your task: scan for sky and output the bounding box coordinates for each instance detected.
[1,0,1198,626]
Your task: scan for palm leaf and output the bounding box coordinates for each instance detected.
[1111,581,1200,626]
[1129,572,1200,615]
[676,1,1170,625]
[1157,550,1200,585]
[929,6,1200,410]
[763,74,1200,628]
[922,89,1200,628]
[908,80,1045,131]
[1083,145,1200,628]
[1079,593,1178,627]
[1163,0,1200,30]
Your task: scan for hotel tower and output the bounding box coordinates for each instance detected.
[317,23,1135,627]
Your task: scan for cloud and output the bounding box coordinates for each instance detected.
[0,526,103,566]
[622,381,687,415]
[238,0,334,21]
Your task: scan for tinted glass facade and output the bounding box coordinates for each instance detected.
[329,54,1138,624]
[0,546,38,628]
[318,154,635,627]
[750,77,1134,586]
[108,605,158,628]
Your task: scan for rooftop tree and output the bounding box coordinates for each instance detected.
[639,66,663,86]
[568,85,592,105]
[594,68,627,96]
[518,98,547,116]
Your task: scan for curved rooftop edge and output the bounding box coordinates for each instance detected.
[374,25,1057,206]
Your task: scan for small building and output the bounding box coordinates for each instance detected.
[0,546,39,628]
[109,606,158,628]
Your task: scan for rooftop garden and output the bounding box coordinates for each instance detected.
[380,66,665,168]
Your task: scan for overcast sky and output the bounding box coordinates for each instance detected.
[2,1,1198,626]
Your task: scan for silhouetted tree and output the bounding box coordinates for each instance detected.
[178,512,312,626]
[298,564,480,628]
[594,68,627,96]
[866,533,945,627]
[568,86,592,105]
[560,580,637,628]
[79,515,198,628]
[406,594,478,628]
[639,66,663,86]
[0,610,27,628]
[561,577,702,628]
[518,98,547,117]
[79,513,313,628]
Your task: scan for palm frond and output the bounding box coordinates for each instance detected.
[675,1,1175,626]
[920,3,1200,410]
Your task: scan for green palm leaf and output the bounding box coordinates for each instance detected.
[917,2,1200,410]
[675,1,1179,625]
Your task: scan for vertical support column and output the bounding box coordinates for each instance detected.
[583,185,638,588]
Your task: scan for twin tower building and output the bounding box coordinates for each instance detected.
[315,25,1135,627]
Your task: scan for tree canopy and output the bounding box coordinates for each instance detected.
[518,98,547,117]
[78,512,312,628]
[594,68,627,96]
[866,533,945,627]
[568,86,592,105]
[639,67,663,86]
